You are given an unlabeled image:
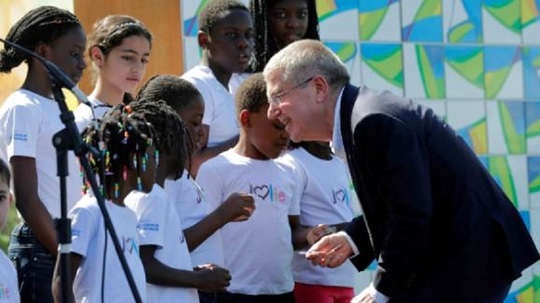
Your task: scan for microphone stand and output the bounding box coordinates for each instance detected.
[0,38,143,303]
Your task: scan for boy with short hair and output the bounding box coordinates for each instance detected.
[0,159,19,303]
[197,73,318,303]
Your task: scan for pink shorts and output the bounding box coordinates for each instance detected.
[294,282,354,303]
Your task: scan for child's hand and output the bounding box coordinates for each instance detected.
[218,192,255,222]
[193,263,231,292]
[307,224,337,246]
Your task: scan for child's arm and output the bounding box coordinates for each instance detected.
[11,157,58,254]
[183,192,255,251]
[139,245,231,292]
[289,215,348,250]
[52,252,82,303]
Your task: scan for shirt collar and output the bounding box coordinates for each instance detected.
[331,86,347,161]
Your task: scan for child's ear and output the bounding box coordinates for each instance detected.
[239,109,251,128]
[197,31,209,49]
[35,43,49,58]
[90,46,105,67]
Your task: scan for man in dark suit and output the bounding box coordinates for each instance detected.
[263,39,539,302]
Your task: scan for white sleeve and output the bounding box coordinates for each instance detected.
[127,193,167,248]
[3,104,40,159]
[196,162,224,210]
[70,205,98,257]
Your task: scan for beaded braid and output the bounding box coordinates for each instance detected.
[129,99,189,177]
[81,104,157,199]
[0,6,81,73]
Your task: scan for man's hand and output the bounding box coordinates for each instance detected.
[352,288,377,303]
[305,233,352,268]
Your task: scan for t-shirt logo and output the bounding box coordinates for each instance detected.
[0,283,13,299]
[249,183,286,203]
[332,188,350,205]
[121,236,139,254]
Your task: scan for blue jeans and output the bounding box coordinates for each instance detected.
[8,223,55,303]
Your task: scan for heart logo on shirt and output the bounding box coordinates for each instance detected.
[333,189,347,204]
[253,185,270,200]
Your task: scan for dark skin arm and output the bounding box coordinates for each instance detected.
[184,192,255,251]
[189,125,238,177]
[11,156,58,255]
[52,252,82,303]
[140,245,231,292]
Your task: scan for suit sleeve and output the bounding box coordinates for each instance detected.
[345,215,375,271]
[354,113,432,299]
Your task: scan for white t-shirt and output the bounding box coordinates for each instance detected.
[164,170,224,267]
[0,89,84,217]
[0,251,19,303]
[196,149,302,295]
[181,65,239,148]
[228,73,251,99]
[281,148,357,288]
[125,184,199,303]
[74,96,112,131]
[70,195,147,303]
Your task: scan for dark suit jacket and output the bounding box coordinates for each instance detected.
[339,84,539,301]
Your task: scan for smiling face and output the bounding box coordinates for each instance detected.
[43,25,87,84]
[95,35,151,95]
[268,0,309,49]
[201,8,254,74]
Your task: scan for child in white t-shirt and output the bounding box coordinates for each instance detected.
[74,15,153,130]
[0,159,19,303]
[52,104,156,302]
[180,0,255,176]
[281,142,358,303]
[197,73,321,303]
[0,7,87,302]
[127,99,241,302]
[135,75,257,303]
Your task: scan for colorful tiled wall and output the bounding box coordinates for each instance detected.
[181,0,540,301]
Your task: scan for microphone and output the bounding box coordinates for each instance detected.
[0,37,92,107]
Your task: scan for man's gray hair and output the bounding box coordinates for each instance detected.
[263,39,350,92]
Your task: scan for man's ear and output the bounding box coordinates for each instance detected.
[313,75,329,104]
[89,46,105,67]
[238,109,251,128]
[197,31,209,49]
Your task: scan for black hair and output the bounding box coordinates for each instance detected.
[0,6,82,73]
[235,73,268,114]
[81,104,156,198]
[250,0,320,72]
[88,15,152,57]
[135,75,202,114]
[199,0,250,34]
[129,98,189,176]
[0,159,11,185]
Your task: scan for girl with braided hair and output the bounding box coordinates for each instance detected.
[53,104,155,302]
[135,75,255,303]
[75,15,152,128]
[0,6,87,302]
[249,0,319,73]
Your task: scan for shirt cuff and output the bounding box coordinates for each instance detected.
[368,282,389,303]
[337,231,359,256]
